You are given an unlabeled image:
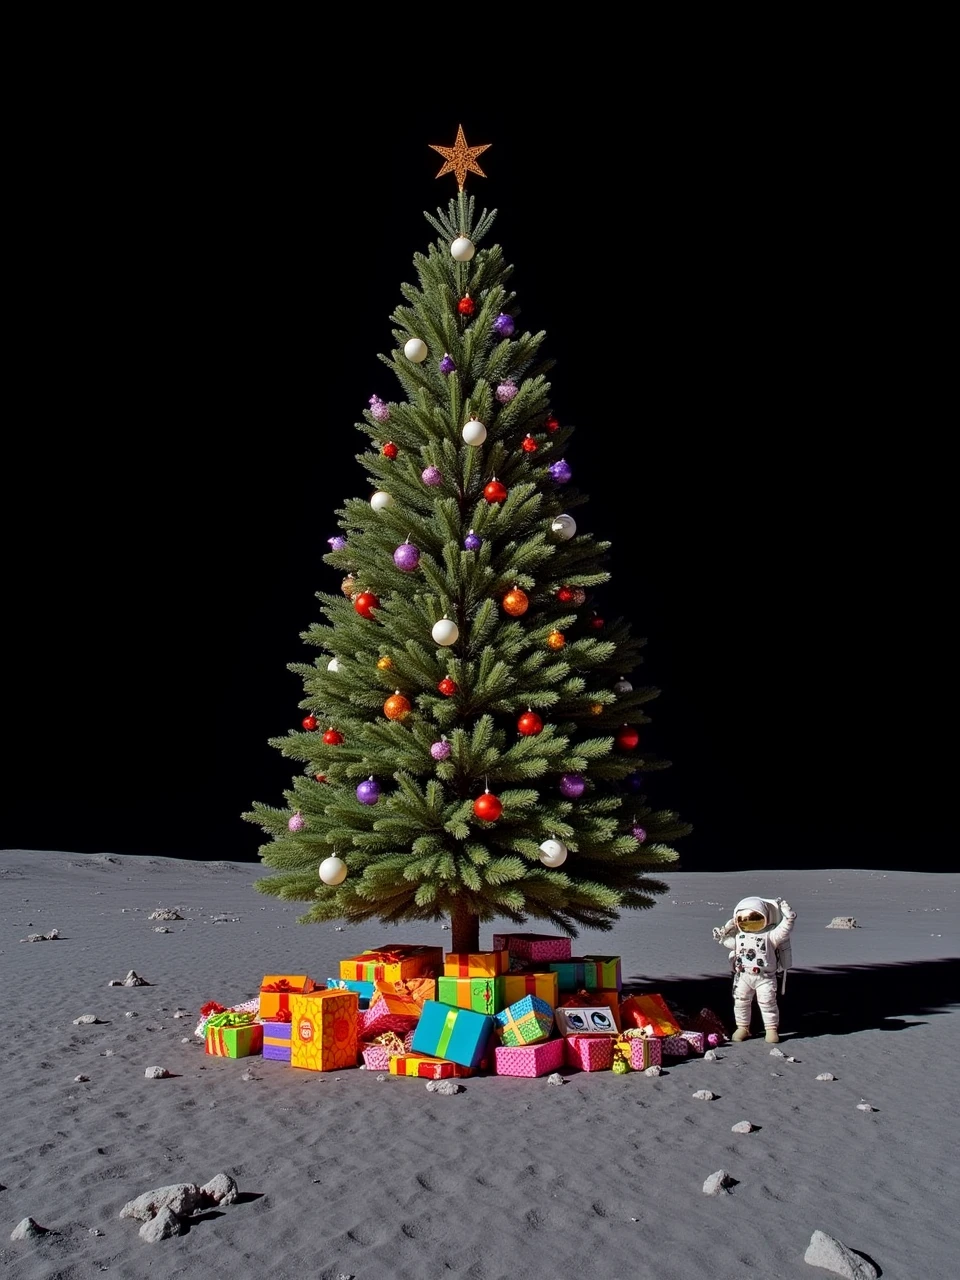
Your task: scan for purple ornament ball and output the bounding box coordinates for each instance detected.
[393,541,421,572]
[463,530,483,551]
[369,395,390,423]
[327,535,347,551]
[493,313,516,337]
[496,380,518,403]
[440,353,457,375]
[549,459,572,484]
[356,778,381,805]
[559,773,586,799]
[430,739,452,761]
[631,825,648,844]
[422,466,442,487]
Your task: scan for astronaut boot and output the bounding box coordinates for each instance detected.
[731,1026,751,1042]
[764,1027,780,1044]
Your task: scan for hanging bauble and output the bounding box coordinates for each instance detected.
[393,541,421,572]
[432,617,460,646]
[354,592,379,619]
[404,337,428,363]
[384,691,412,721]
[322,728,344,745]
[440,353,457,375]
[474,790,503,821]
[545,414,560,433]
[624,771,644,794]
[327,535,347,551]
[341,574,357,597]
[538,838,568,867]
[521,434,538,453]
[590,703,604,716]
[484,479,508,503]
[319,856,348,886]
[463,530,483,551]
[559,773,586,798]
[314,773,327,783]
[438,676,458,697]
[496,380,518,404]
[457,294,476,317]
[502,587,529,616]
[589,614,605,631]
[357,777,381,805]
[422,466,442,487]
[302,714,319,731]
[430,737,452,761]
[371,490,392,511]
[493,313,515,337]
[556,586,575,603]
[613,678,633,694]
[462,417,487,447]
[369,395,390,423]
[547,630,566,650]
[551,514,577,540]
[570,587,587,607]
[517,710,543,736]
[327,657,340,673]
[631,824,648,844]
[615,724,640,750]
[451,235,475,262]
[288,811,306,833]
[377,655,394,670]
[549,459,572,485]
[382,441,398,459]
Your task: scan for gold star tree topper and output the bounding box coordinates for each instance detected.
[430,124,491,191]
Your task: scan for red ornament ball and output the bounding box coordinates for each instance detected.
[302,714,319,731]
[322,728,344,745]
[382,441,398,459]
[314,773,327,783]
[457,295,476,317]
[384,692,412,721]
[615,724,641,750]
[354,591,380,618]
[589,614,605,630]
[545,413,560,432]
[517,711,543,736]
[484,479,508,503]
[474,791,503,821]
[556,585,575,603]
[438,677,458,697]
[521,434,538,453]
[502,587,529,616]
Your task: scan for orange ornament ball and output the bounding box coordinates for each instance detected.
[354,591,380,618]
[590,703,604,716]
[547,630,566,650]
[384,691,412,721]
[340,575,357,598]
[502,587,529,616]
[474,791,503,821]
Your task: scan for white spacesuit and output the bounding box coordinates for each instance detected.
[712,895,796,1044]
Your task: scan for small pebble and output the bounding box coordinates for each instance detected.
[74,1074,90,1083]
[125,1011,138,1019]
[703,1049,719,1061]
[692,1089,717,1100]
[73,1014,101,1025]
[376,1074,387,1082]
[644,1065,662,1077]
[770,1047,785,1058]
[857,1103,877,1112]
[144,1066,171,1079]
[546,1072,565,1086]
[731,1120,756,1133]
[702,1169,734,1195]
[816,1072,836,1081]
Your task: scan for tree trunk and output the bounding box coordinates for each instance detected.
[450,903,480,953]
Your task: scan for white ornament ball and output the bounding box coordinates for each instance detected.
[431,617,460,646]
[551,514,577,540]
[613,678,633,694]
[404,337,428,364]
[370,490,393,511]
[319,856,348,886]
[462,418,487,447]
[327,657,340,673]
[538,838,568,868]
[451,236,476,262]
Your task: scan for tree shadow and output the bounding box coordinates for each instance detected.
[623,957,960,1039]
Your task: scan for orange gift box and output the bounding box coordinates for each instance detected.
[443,950,509,978]
[289,989,358,1072]
[619,992,682,1037]
[372,976,436,1008]
[259,974,318,1021]
[388,1053,473,1079]
[340,947,440,984]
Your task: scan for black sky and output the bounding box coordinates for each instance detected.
[4,95,950,872]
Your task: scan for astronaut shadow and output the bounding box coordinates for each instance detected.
[625,957,960,1040]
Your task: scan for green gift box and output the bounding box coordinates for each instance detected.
[437,975,507,1015]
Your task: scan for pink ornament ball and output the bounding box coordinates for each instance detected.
[369,395,390,423]
[707,1033,721,1048]
[393,541,421,572]
[422,466,442,486]
[631,825,647,844]
[430,739,452,761]
[288,812,306,833]
[496,380,518,403]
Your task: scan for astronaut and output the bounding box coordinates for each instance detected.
[712,895,796,1044]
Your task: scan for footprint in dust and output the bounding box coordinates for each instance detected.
[415,1172,433,1192]
[592,1201,607,1217]
[346,1227,373,1246]
[400,1221,422,1240]
[525,1207,546,1229]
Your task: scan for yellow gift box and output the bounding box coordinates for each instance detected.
[443,950,509,978]
[502,971,559,1009]
[340,947,440,984]
[289,989,358,1072]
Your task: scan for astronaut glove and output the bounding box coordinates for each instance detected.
[712,926,726,942]
[778,899,796,918]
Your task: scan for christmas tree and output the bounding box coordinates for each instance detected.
[244,126,690,953]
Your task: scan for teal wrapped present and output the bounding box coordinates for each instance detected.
[548,955,622,993]
[325,977,373,1010]
[494,995,554,1047]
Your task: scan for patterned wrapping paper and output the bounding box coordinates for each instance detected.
[660,1033,692,1058]
[259,975,318,1021]
[502,971,559,1009]
[262,1019,292,1063]
[360,1031,415,1071]
[289,990,358,1072]
[564,1034,615,1072]
[494,1037,566,1078]
[437,975,506,1015]
[614,1034,662,1071]
[205,1022,263,1058]
[547,957,622,993]
[411,1000,494,1069]
[443,950,509,978]
[373,976,436,1008]
[677,1029,706,1054]
[388,1053,473,1079]
[491,933,573,963]
[619,993,683,1037]
[366,943,443,970]
[358,991,422,1039]
[681,1007,729,1044]
[494,995,554,1047]
[325,978,375,1010]
[340,947,440,984]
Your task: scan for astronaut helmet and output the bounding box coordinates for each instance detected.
[734,896,769,933]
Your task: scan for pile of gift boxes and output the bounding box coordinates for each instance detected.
[199,934,728,1079]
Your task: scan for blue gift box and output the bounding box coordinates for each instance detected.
[410,1000,494,1069]
[325,977,373,1010]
